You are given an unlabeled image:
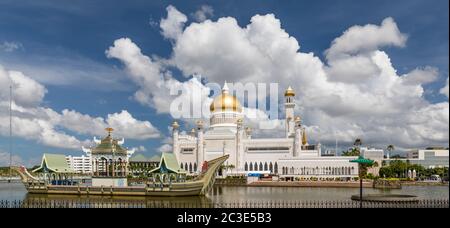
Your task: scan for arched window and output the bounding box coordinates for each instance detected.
[259,162,263,171]
[180,163,184,169]
[189,163,192,173]
[254,162,258,171]
[194,163,197,172]
[185,163,188,171]
[264,162,268,171]
[269,162,273,173]
[249,163,253,171]
[244,162,248,171]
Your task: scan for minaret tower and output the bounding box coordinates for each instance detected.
[294,116,302,157]
[172,121,180,159]
[284,86,296,138]
[196,120,204,172]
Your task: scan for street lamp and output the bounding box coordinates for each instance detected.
[350,156,374,208]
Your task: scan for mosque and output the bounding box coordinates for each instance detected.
[171,83,359,179]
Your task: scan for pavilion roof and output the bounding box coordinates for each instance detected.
[33,153,75,173]
[91,135,128,155]
[149,153,185,174]
[129,154,161,163]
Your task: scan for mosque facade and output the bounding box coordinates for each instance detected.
[171,83,359,179]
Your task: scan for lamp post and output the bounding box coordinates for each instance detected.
[350,156,374,208]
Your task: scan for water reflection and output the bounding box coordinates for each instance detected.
[0,182,448,204]
[23,193,212,208]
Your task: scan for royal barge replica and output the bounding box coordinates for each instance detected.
[12,154,228,197]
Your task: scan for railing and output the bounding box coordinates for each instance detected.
[0,199,448,208]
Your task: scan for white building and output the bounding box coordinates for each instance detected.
[66,155,92,174]
[360,147,384,176]
[171,83,359,179]
[406,148,449,168]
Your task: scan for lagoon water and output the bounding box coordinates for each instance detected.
[0,182,448,204]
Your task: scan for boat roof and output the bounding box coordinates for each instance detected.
[33,153,75,173]
[129,154,161,162]
[149,152,185,174]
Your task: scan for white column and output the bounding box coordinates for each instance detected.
[196,121,204,172]
[294,117,302,157]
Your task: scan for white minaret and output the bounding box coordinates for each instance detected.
[285,86,296,138]
[172,121,180,159]
[294,116,302,157]
[236,118,244,172]
[196,120,204,172]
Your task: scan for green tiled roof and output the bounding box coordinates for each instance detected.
[91,136,127,155]
[130,154,161,163]
[149,152,185,174]
[149,155,161,162]
[33,153,75,173]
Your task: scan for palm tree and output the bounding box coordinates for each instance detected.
[354,138,362,147]
[353,138,362,155]
[386,145,394,159]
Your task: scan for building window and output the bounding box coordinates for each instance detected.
[249,163,253,171]
[244,162,248,171]
[264,162,268,171]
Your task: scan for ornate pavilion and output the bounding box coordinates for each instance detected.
[82,128,134,187]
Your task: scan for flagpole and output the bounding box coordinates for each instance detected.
[8,85,12,183]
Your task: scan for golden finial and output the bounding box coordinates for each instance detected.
[284,86,295,97]
[294,116,301,123]
[105,127,114,136]
[172,121,180,129]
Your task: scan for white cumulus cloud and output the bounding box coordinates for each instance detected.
[192,5,214,22]
[0,64,161,150]
[160,5,188,40]
[106,6,448,149]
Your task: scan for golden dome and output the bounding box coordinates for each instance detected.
[209,83,242,113]
[284,86,295,97]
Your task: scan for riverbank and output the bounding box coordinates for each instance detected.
[248,181,373,188]
[401,181,449,186]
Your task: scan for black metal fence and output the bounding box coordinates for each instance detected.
[0,199,448,208]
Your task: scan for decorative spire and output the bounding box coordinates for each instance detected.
[105,127,114,136]
[222,81,229,94]
[284,86,295,97]
[172,121,180,129]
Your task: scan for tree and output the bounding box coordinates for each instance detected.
[342,148,360,156]
[379,160,426,179]
[354,138,362,147]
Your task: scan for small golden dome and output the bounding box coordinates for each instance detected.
[294,116,301,122]
[284,86,295,97]
[209,83,242,113]
[172,121,179,129]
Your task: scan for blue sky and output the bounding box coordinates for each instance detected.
[0,0,448,166]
